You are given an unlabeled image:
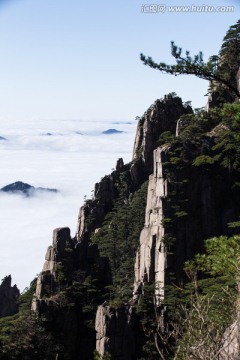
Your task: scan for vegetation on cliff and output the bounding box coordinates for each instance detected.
[92,178,148,305]
[2,99,239,360]
[0,20,240,360]
[133,102,240,359]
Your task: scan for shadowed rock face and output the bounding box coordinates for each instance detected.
[32,226,112,360]
[0,275,20,318]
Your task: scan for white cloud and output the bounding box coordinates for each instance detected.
[0,119,136,291]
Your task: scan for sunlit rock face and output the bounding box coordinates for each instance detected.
[237,67,240,96]
[219,320,239,360]
[95,305,136,360]
[75,177,113,241]
[219,281,240,360]
[132,95,192,174]
[206,66,240,111]
[32,227,72,306]
[133,146,169,306]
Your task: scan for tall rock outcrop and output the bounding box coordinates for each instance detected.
[30,93,240,359]
[132,94,192,175]
[76,159,129,243]
[32,226,112,359]
[94,97,240,358]
[76,175,115,242]
[133,146,169,306]
[0,275,20,318]
[134,126,240,305]
[94,96,193,357]
[237,66,240,96]
[94,145,171,358]
[32,227,72,306]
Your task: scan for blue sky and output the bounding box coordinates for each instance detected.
[0,0,239,122]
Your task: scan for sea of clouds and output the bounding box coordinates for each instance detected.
[0,118,136,291]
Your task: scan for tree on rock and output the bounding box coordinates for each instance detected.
[140,20,240,99]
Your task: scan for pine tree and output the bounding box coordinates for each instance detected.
[140,20,240,99]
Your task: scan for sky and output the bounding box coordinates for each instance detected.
[0,0,239,291]
[0,0,239,122]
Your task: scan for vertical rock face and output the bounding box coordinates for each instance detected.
[94,146,170,358]
[219,321,239,360]
[206,66,240,111]
[76,158,128,242]
[32,225,112,359]
[33,226,111,304]
[237,67,240,95]
[0,275,20,318]
[33,227,72,306]
[95,305,136,360]
[29,93,240,359]
[133,146,169,305]
[116,158,124,172]
[219,282,240,360]
[75,174,115,242]
[94,98,194,357]
[206,88,236,110]
[132,95,192,174]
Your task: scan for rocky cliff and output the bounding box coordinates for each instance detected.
[28,94,240,359]
[31,223,112,358]
[132,94,192,176]
[133,146,169,306]
[29,95,189,357]
[94,95,240,358]
[1,20,240,359]
[0,275,20,318]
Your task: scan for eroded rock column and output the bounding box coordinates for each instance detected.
[133,146,169,306]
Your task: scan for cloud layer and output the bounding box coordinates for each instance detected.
[0,119,136,291]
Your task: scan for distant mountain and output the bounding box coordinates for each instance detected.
[0,181,58,196]
[102,128,125,134]
[112,122,132,125]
